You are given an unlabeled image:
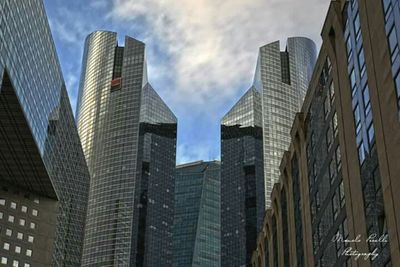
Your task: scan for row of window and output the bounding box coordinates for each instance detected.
[1,227,34,243]
[0,199,38,216]
[1,257,30,267]
[2,242,32,256]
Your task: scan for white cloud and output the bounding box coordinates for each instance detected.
[109,0,329,114]
[177,143,218,164]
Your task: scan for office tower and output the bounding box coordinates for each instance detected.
[173,161,221,267]
[220,87,265,267]
[76,31,177,266]
[252,0,400,266]
[0,0,90,266]
[253,37,317,208]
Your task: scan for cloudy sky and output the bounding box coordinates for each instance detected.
[44,0,329,164]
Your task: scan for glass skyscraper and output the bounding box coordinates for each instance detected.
[173,161,220,267]
[253,37,316,207]
[0,0,90,266]
[220,87,265,267]
[76,31,177,266]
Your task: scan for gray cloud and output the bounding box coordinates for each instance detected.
[109,0,329,163]
[110,0,328,109]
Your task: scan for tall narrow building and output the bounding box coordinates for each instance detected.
[220,87,265,266]
[173,161,221,267]
[253,37,317,207]
[0,0,90,266]
[76,31,177,266]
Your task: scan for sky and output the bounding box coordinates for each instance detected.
[44,0,329,164]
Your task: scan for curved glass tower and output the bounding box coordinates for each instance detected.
[253,37,317,208]
[76,31,177,266]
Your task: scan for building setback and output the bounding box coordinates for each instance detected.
[173,161,220,267]
[76,31,177,266]
[221,87,265,266]
[252,0,400,266]
[253,37,316,208]
[0,0,90,266]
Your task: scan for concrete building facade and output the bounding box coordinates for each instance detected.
[252,0,400,266]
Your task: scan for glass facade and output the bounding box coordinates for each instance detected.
[173,161,220,267]
[133,83,177,266]
[76,31,176,266]
[0,0,90,266]
[253,37,317,208]
[344,1,391,265]
[306,57,348,267]
[221,87,265,267]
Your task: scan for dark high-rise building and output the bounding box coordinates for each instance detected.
[0,0,90,266]
[253,37,317,208]
[76,31,177,266]
[173,161,221,267]
[252,0,400,266]
[220,87,265,267]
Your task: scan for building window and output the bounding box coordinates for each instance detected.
[358,48,366,77]
[350,69,356,96]
[354,12,361,41]
[358,142,366,164]
[15,246,21,254]
[388,25,399,63]
[367,122,375,147]
[362,85,371,115]
[395,71,400,112]
[324,97,331,118]
[333,112,338,137]
[383,0,393,22]
[10,202,16,209]
[329,159,336,184]
[32,209,38,216]
[0,212,2,219]
[8,215,14,223]
[19,219,25,226]
[327,126,333,151]
[0,199,5,205]
[346,35,353,61]
[29,222,35,229]
[24,264,30,267]
[21,206,27,213]
[6,229,12,236]
[327,56,332,74]
[12,260,18,267]
[339,181,346,207]
[336,146,342,171]
[3,243,10,251]
[329,82,335,103]
[26,249,32,257]
[28,236,34,243]
[333,193,340,220]
[17,233,23,240]
[354,105,361,134]
[1,257,7,265]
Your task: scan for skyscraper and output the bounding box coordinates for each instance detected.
[252,0,400,266]
[220,87,265,266]
[173,161,221,267]
[0,0,90,266]
[253,37,316,207]
[76,31,177,266]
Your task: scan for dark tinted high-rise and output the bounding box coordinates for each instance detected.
[173,161,221,267]
[221,87,265,266]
